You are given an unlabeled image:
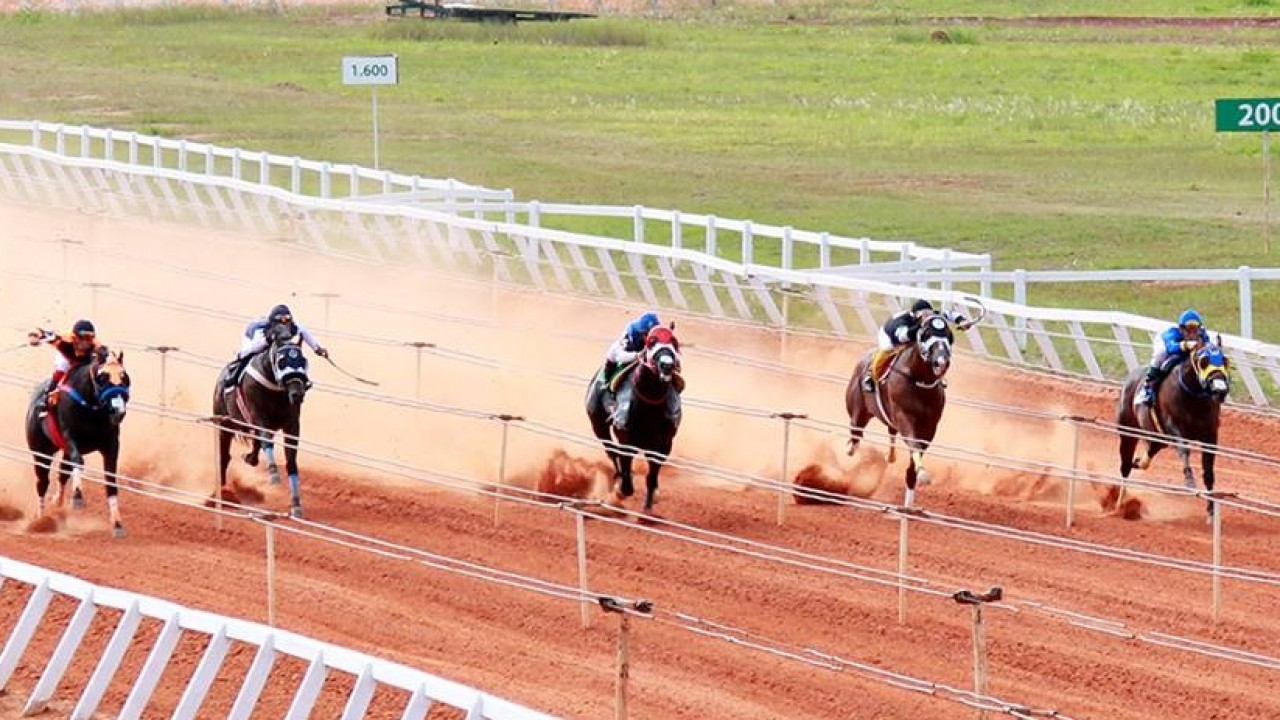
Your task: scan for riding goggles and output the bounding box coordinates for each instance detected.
[1182,321,1201,333]
[273,314,293,325]
[74,330,96,340]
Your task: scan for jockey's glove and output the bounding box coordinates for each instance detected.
[315,347,330,359]
[1181,340,1197,352]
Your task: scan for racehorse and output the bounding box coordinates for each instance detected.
[585,325,683,515]
[213,322,311,518]
[1116,338,1231,517]
[845,313,956,507]
[24,347,131,537]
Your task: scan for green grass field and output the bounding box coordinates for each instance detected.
[2,2,1279,338]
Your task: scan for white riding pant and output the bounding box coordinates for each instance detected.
[604,336,639,366]
[52,352,71,373]
[876,329,895,351]
[1149,336,1171,366]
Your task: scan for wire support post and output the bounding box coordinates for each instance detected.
[404,341,435,399]
[770,412,808,525]
[491,414,525,527]
[144,346,180,408]
[953,586,1003,720]
[599,597,654,720]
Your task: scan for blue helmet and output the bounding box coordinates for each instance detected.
[1178,309,1203,329]
[635,312,660,333]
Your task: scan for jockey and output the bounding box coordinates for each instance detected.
[1135,308,1211,407]
[601,311,662,383]
[27,319,101,408]
[222,304,328,389]
[861,299,969,393]
[613,324,683,431]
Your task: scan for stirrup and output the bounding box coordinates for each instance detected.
[861,374,876,392]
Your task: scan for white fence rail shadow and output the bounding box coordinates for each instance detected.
[3,130,1280,409]
[0,555,561,720]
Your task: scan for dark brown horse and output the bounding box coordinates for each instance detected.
[846,315,954,507]
[586,325,683,514]
[1117,339,1230,516]
[25,347,131,536]
[213,323,311,517]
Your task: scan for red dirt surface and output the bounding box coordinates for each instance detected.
[2,200,1280,719]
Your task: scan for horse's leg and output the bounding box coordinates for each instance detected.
[32,448,53,516]
[243,430,261,467]
[1118,430,1137,479]
[262,436,281,486]
[1202,447,1218,520]
[65,443,86,511]
[284,420,302,518]
[615,435,636,501]
[217,424,234,491]
[1176,444,1195,490]
[847,377,874,456]
[887,429,898,464]
[643,439,672,515]
[103,437,125,538]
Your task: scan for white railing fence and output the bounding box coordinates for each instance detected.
[4,135,1280,409]
[835,265,1271,342]
[0,555,560,720]
[0,120,992,274]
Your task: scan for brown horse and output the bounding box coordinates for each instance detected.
[845,314,954,507]
[1117,339,1230,517]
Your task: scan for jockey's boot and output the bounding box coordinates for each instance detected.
[862,350,885,393]
[1134,365,1161,408]
[601,360,617,386]
[44,370,66,414]
[223,356,246,390]
[612,381,633,431]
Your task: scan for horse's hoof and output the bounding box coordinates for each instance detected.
[1183,477,1196,491]
[71,495,86,510]
[112,524,127,539]
[243,453,259,467]
[268,468,282,486]
[1134,456,1150,470]
[289,505,304,519]
[916,469,933,487]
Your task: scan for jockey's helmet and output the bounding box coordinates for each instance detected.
[638,312,660,332]
[72,319,96,339]
[269,304,293,325]
[1178,308,1203,332]
[911,299,934,316]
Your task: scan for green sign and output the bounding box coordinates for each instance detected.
[1216,98,1280,132]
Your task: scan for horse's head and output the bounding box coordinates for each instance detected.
[91,347,131,425]
[916,314,953,379]
[642,326,681,384]
[269,342,311,406]
[1190,341,1231,401]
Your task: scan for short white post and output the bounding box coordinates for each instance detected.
[615,612,631,720]
[575,510,591,629]
[1211,493,1228,623]
[492,414,524,527]
[953,587,1002,720]
[314,292,340,329]
[896,513,911,624]
[147,346,178,408]
[406,341,433,399]
[83,282,111,317]
[1065,416,1083,529]
[265,520,277,627]
[771,412,807,525]
[1237,266,1253,339]
[1013,268,1028,350]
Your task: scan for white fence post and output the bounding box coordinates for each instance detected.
[1013,268,1028,350]
[633,205,644,243]
[706,215,718,257]
[1238,266,1253,339]
[741,220,754,266]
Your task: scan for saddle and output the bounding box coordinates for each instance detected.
[872,346,908,386]
[606,360,639,393]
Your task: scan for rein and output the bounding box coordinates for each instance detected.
[61,361,128,412]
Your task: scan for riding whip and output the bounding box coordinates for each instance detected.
[322,354,380,386]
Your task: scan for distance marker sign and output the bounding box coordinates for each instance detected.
[342,55,399,86]
[1216,98,1280,133]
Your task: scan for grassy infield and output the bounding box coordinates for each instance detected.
[2,0,1279,356]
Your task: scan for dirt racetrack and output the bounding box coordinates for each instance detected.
[2,198,1280,719]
